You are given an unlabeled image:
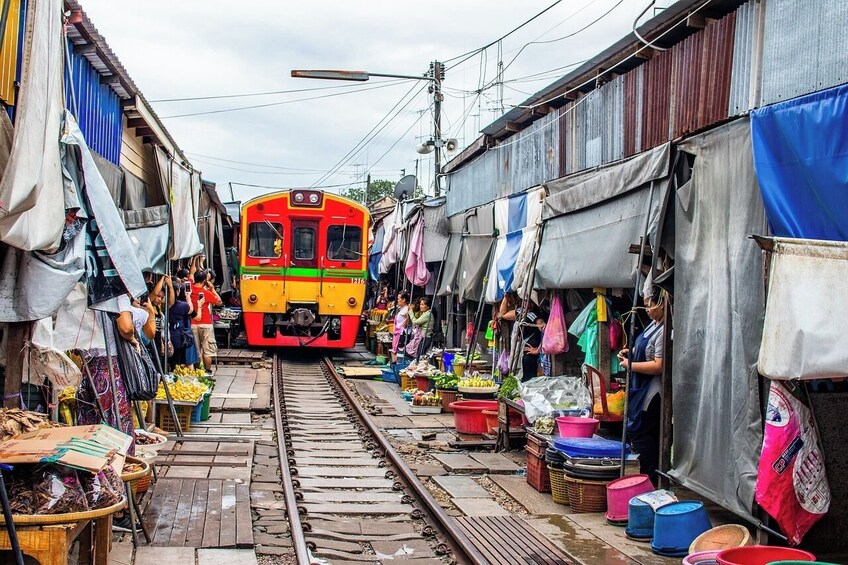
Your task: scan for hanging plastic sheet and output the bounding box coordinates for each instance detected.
[757,237,848,380]
[457,203,494,302]
[437,214,464,296]
[64,112,147,305]
[404,217,430,287]
[92,152,123,206]
[378,205,400,274]
[421,197,449,263]
[670,118,767,522]
[751,83,848,240]
[0,0,65,252]
[485,190,543,302]
[126,224,169,274]
[155,147,203,260]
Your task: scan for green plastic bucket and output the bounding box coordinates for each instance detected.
[201,392,212,421]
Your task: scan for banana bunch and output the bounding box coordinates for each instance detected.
[156,380,209,403]
[458,376,497,388]
[173,364,207,378]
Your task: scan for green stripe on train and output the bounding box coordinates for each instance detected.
[240,266,367,278]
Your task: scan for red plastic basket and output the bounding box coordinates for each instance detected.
[526,447,550,493]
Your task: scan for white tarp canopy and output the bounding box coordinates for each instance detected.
[757,237,848,380]
[156,146,203,260]
[0,0,65,252]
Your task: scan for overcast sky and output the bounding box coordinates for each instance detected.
[79,0,652,203]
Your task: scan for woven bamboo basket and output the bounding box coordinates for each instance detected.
[0,499,126,525]
[563,475,609,513]
[547,465,569,505]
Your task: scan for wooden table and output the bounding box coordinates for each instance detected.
[496,397,528,451]
[0,512,114,565]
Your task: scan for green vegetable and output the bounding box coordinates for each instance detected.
[498,375,520,400]
[434,372,460,390]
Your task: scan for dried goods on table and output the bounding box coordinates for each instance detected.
[80,469,122,509]
[33,466,89,515]
[0,408,63,441]
[7,470,37,515]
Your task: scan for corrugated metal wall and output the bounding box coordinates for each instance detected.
[446,111,558,216]
[760,0,848,106]
[728,0,759,116]
[64,41,123,164]
[670,11,736,139]
[0,0,23,106]
[447,0,848,218]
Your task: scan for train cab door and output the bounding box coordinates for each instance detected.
[290,219,320,300]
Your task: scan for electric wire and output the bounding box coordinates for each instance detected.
[160,79,415,119]
[310,82,428,188]
[184,152,397,174]
[150,79,407,103]
[443,0,564,69]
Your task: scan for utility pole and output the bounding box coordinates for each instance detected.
[431,61,444,197]
[365,173,371,208]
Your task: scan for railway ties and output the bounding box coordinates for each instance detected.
[273,354,479,564]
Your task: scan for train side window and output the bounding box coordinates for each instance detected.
[327,225,362,261]
[247,222,282,258]
[293,227,315,260]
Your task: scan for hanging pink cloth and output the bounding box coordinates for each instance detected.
[404,220,430,287]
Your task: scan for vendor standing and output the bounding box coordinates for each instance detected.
[407,296,434,360]
[390,291,410,364]
[499,295,546,381]
[617,289,665,486]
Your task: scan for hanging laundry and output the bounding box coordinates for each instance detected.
[404,218,430,287]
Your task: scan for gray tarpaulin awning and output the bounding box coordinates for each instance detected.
[535,144,670,290]
[437,214,464,296]
[456,203,494,302]
[670,118,766,522]
[92,152,123,205]
[422,197,449,263]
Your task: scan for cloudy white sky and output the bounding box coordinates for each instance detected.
[79,0,655,203]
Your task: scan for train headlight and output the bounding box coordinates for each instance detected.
[331,318,341,332]
[248,294,258,304]
[308,193,320,204]
[347,297,357,307]
[293,192,304,203]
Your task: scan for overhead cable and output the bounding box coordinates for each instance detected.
[150,79,407,103]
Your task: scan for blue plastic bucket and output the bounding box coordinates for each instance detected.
[443,352,455,374]
[651,501,712,557]
[625,496,655,541]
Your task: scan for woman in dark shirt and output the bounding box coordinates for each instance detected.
[499,297,546,381]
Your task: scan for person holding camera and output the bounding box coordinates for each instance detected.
[617,288,665,485]
[190,269,222,375]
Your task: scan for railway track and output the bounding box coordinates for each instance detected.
[272,353,485,564]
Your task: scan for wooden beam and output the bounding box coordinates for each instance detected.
[686,13,707,29]
[142,136,157,145]
[505,122,521,133]
[635,47,657,61]
[134,126,156,137]
[531,104,551,117]
[126,117,147,129]
[100,74,121,86]
[74,43,97,55]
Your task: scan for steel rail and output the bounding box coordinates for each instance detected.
[271,353,314,565]
[321,357,487,565]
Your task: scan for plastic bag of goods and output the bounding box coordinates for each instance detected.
[755,381,830,545]
[519,376,591,423]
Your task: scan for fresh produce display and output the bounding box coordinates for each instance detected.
[155,378,209,403]
[0,409,63,441]
[408,360,437,377]
[135,430,167,446]
[433,372,460,390]
[497,376,520,400]
[412,392,442,407]
[458,376,498,388]
[533,416,555,434]
[453,351,481,366]
[172,364,207,378]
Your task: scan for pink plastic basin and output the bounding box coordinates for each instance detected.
[604,474,654,522]
[683,551,722,565]
[450,400,499,434]
[717,546,816,565]
[556,416,599,438]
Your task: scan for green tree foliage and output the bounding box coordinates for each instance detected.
[341,179,423,206]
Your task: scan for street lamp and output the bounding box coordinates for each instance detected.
[291,62,446,197]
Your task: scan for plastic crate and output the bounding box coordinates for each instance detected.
[526,447,550,493]
[400,372,415,391]
[156,404,193,433]
[191,400,203,423]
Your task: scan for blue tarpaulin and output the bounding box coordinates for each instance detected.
[751,83,848,240]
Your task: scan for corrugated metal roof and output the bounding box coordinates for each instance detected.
[760,0,848,106]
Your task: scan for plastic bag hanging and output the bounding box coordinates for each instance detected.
[541,294,568,355]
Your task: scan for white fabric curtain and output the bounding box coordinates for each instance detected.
[0,0,65,252]
[156,147,202,260]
